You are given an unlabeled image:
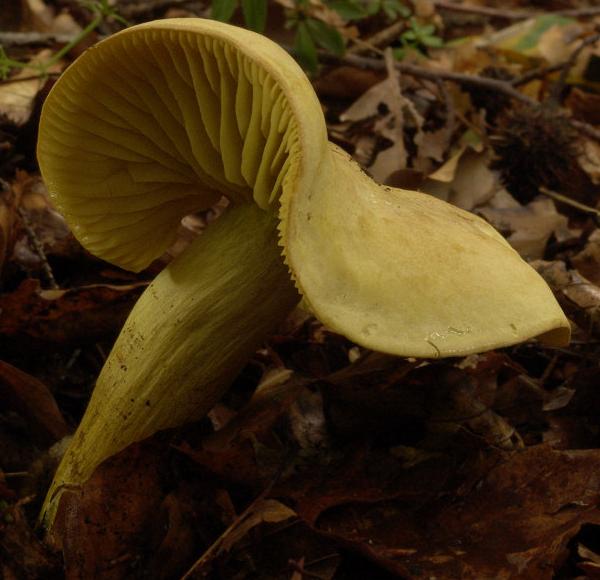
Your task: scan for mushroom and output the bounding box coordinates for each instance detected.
[37,19,570,528]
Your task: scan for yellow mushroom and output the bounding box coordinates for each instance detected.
[37,18,570,529]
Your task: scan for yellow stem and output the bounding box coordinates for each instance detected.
[40,202,299,530]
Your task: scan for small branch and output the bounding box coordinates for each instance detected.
[432,1,535,21]
[17,207,59,290]
[539,187,600,221]
[320,51,600,143]
[433,1,600,21]
[118,0,196,17]
[347,20,404,55]
[0,32,77,47]
[321,51,537,106]
[511,62,565,87]
[550,31,600,103]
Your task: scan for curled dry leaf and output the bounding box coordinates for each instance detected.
[478,198,570,260]
[0,360,68,443]
[0,178,21,272]
[533,260,600,336]
[0,279,147,347]
[572,229,600,285]
[0,50,59,126]
[315,445,600,579]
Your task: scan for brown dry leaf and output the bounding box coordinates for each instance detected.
[578,139,600,185]
[0,178,21,272]
[23,0,82,35]
[180,371,305,486]
[314,66,383,100]
[1,501,60,579]
[0,279,147,347]
[0,49,60,125]
[315,445,600,579]
[51,439,166,579]
[220,499,297,553]
[572,229,600,285]
[424,149,500,211]
[0,360,69,443]
[533,260,600,336]
[478,197,570,260]
[340,51,419,182]
[566,87,600,125]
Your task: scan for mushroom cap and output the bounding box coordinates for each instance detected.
[283,145,570,357]
[38,18,328,271]
[38,18,570,357]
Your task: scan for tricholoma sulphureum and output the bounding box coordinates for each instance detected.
[37,18,570,528]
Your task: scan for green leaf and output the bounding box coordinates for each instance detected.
[212,0,238,22]
[241,0,268,32]
[513,14,574,52]
[422,35,443,47]
[381,0,410,19]
[328,0,366,20]
[294,22,318,73]
[305,18,345,56]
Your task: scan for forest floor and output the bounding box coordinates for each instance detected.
[2,0,600,578]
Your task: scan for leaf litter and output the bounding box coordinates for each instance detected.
[3,1,600,579]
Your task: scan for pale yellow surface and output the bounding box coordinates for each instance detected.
[284,145,570,357]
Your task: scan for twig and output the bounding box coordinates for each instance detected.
[511,62,565,87]
[539,187,600,221]
[0,73,60,86]
[571,119,600,143]
[0,32,77,47]
[433,1,600,21]
[550,31,600,103]
[320,51,537,106]
[347,20,404,55]
[432,1,536,20]
[319,51,600,143]
[288,559,330,580]
[180,454,294,579]
[17,207,59,289]
[118,0,196,17]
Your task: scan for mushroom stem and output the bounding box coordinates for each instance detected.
[40,202,299,529]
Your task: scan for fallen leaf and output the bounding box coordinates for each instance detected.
[478,197,570,259]
[315,445,600,579]
[572,229,600,285]
[0,360,69,443]
[0,278,147,348]
[533,260,600,337]
[0,178,21,272]
[0,49,59,125]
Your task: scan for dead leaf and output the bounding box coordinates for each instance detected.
[425,149,501,211]
[52,438,166,579]
[478,198,570,259]
[1,501,60,579]
[0,278,147,348]
[0,49,60,125]
[0,178,21,272]
[0,360,69,443]
[315,445,600,579]
[532,260,600,336]
[572,229,600,285]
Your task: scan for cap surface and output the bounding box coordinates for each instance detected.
[283,145,571,357]
[38,19,327,271]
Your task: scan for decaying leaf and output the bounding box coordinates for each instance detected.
[0,360,68,443]
[314,445,600,579]
[479,197,571,260]
[0,279,147,347]
[533,260,600,336]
